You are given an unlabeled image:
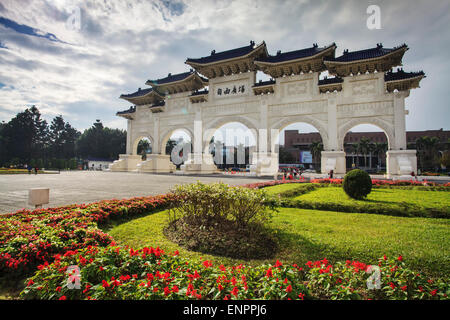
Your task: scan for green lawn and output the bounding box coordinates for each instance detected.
[105,207,450,278]
[294,187,450,211]
[262,183,303,195]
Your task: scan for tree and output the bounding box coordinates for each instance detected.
[76,120,126,159]
[416,136,440,171]
[278,146,295,164]
[373,142,388,169]
[357,137,371,168]
[309,141,323,170]
[1,106,49,165]
[49,115,80,159]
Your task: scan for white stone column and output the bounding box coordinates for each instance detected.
[393,91,409,150]
[321,95,346,175]
[386,91,417,177]
[152,116,160,154]
[126,119,132,155]
[250,97,278,176]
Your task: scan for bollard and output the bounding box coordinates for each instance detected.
[28,188,49,208]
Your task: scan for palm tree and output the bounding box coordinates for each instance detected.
[416,136,440,171]
[373,142,388,170]
[309,141,323,170]
[358,137,371,168]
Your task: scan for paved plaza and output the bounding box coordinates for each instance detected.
[0,171,271,214]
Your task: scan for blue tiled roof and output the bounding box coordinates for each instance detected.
[385,69,425,81]
[149,100,165,108]
[326,43,408,63]
[147,70,208,85]
[256,43,335,63]
[253,79,275,87]
[190,89,209,96]
[186,41,264,64]
[120,87,155,98]
[318,76,343,85]
[116,106,136,115]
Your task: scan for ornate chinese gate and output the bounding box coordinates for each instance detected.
[112,41,425,177]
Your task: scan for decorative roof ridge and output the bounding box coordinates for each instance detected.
[119,87,154,99]
[255,42,336,64]
[318,76,344,85]
[146,69,208,86]
[185,40,267,65]
[324,43,408,63]
[190,89,209,96]
[116,105,136,115]
[252,79,276,87]
[385,68,426,81]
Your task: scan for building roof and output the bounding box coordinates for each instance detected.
[384,69,425,82]
[116,106,136,115]
[120,87,154,99]
[252,79,276,87]
[318,76,343,85]
[146,70,208,86]
[186,40,266,65]
[256,43,336,64]
[325,43,408,63]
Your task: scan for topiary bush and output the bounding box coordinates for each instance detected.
[164,182,278,259]
[343,169,372,200]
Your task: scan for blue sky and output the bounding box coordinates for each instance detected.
[0,0,449,142]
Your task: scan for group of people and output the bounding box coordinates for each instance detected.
[26,165,39,174]
[280,168,303,180]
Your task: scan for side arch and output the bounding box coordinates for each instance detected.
[131,134,154,155]
[159,127,194,155]
[337,118,395,151]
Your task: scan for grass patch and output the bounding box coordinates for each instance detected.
[290,187,450,218]
[105,207,450,278]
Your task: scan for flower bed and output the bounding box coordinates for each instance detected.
[20,246,448,300]
[1,183,449,300]
[0,195,173,276]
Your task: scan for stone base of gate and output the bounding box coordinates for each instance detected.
[321,151,346,175]
[180,153,218,174]
[136,154,176,173]
[110,154,143,172]
[250,152,279,176]
[386,150,417,177]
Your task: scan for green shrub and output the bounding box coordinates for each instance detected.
[165,182,278,259]
[168,182,275,228]
[343,169,372,200]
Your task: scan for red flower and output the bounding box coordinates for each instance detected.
[266,268,273,278]
[102,280,110,289]
[401,285,407,291]
[397,255,403,262]
[164,286,171,296]
[55,286,61,292]
[431,289,437,296]
[231,286,239,297]
[298,293,305,300]
[218,284,224,291]
[59,295,67,300]
[285,285,292,293]
[172,285,179,293]
[274,260,283,268]
[27,279,34,286]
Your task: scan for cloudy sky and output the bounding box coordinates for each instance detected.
[0,0,449,137]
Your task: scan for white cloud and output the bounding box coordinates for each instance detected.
[0,0,448,133]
